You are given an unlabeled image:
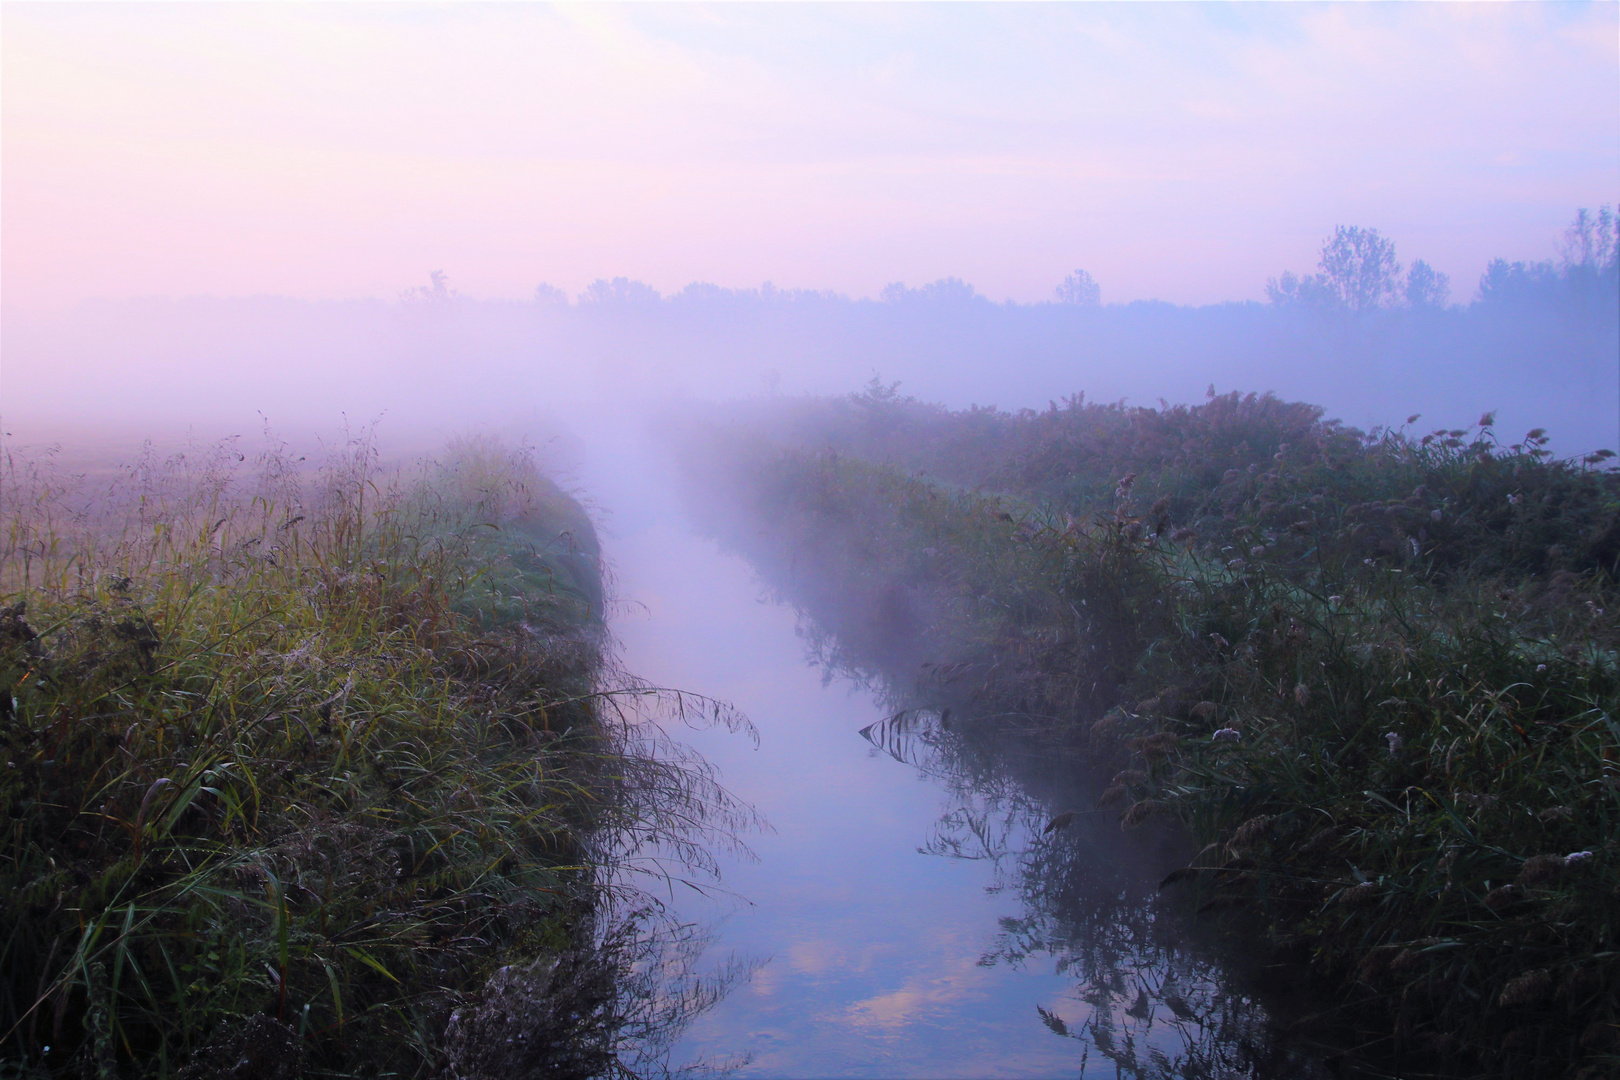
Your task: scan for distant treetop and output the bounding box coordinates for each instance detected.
[1055,269,1101,307]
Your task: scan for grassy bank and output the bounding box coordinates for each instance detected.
[672,388,1620,1079]
[0,433,740,1078]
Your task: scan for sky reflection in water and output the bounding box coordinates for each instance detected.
[600,453,1327,1078]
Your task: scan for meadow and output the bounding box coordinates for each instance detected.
[0,433,747,1079]
[672,386,1620,1079]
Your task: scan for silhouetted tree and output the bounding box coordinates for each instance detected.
[1269,226,1431,313]
[401,269,456,306]
[1476,206,1618,309]
[881,278,981,305]
[1404,259,1450,308]
[1560,205,1619,276]
[1054,269,1101,307]
[579,277,660,305]
[1318,225,1403,312]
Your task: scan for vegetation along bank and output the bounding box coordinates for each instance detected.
[672,385,1620,1079]
[1,434,742,1079]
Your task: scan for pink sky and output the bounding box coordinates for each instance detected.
[3,2,1617,311]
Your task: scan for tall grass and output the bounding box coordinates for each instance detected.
[672,391,1620,1078]
[0,431,749,1078]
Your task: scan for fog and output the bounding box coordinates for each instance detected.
[5,240,1616,457]
[3,8,1619,1075]
[5,2,1618,462]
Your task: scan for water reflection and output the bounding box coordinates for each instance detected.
[859,708,1328,1078]
[586,433,1335,1077]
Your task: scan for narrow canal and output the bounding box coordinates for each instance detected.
[582,430,1331,1078]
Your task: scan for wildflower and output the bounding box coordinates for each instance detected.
[1114,472,1136,500]
[1293,683,1310,707]
[1536,663,1548,673]
[1363,558,1375,567]
[1507,493,1521,505]
[1212,727,1241,743]
[1327,594,1343,605]
[1565,850,1594,865]
[1384,731,1404,754]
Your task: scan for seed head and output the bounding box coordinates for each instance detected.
[1230,814,1275,848]
[1516,854,1568,887]
[1293,683,1310,707]
[1121,799,1160,828]
[1340,881,1379,907]
[1498,969,1552,1008]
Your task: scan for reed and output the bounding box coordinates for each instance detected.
[0,431,746,1078]
[672,389,1620,1078]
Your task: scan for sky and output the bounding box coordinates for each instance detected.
[3,2,1617,312]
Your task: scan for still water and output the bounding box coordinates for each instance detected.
[584,436,1327,1078]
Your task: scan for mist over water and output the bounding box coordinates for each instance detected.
[3,4,1618,1076]
[581,424,1334,1077]
[6,247,1617,458]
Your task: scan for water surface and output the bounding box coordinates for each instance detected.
[585,436,1327,1078]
